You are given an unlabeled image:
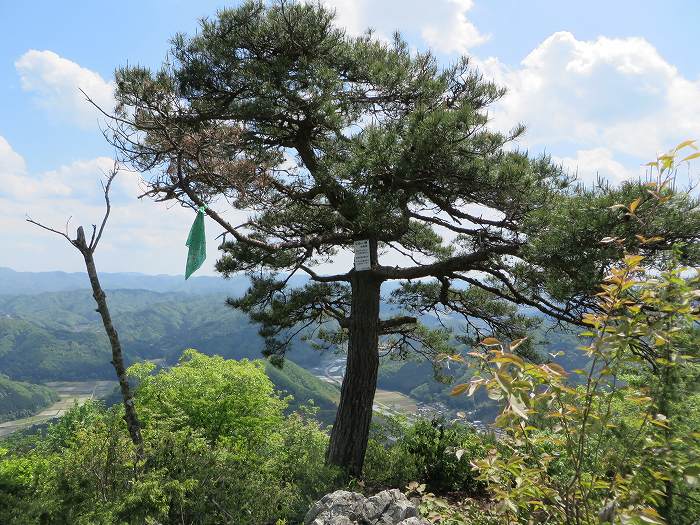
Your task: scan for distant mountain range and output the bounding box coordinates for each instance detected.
[0,285,340,424]
[0,266,251,296]
[0,267,588,429]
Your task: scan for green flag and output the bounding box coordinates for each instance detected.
[185,206,206,279]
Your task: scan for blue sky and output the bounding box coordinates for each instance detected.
[1,0,699,275]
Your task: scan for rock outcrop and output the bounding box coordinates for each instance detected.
[304,489,429,525]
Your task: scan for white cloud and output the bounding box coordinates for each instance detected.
[0,136,26,175]
[315,0,366,36]
[314,0,488,53]
[553,147,635,184]
[478,32,700,178]
[421,0,488,54]
[15,50,115,128]
[7,21,700,276]
[0,140,117,202]
[0,136,41,200]
[0,135,224,275]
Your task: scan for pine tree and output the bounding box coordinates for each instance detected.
[107,0,700,475]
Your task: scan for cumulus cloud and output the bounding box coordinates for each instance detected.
[8,15,700,274]
[314,0,488,53]
[0,136,37,200]
[15,50,115,128]
[552,147,635,185]
[0,135,222,274]
[478,32,700,181]
[0,140,118,202]
[0,136,27,175]
[421,0,488,54]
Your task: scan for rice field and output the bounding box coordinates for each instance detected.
[0,380,117,437]
[373,389,419,414]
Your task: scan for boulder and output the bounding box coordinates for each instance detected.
[304,489,429,525]
[397,519,429,525]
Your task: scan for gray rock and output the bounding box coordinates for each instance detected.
[363,489,419,524]
[304,489,429,525]
[397,518,429,525]
[309,518,355,525]
[304,490,366,525]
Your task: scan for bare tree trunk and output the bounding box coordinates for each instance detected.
[27,170,144,459]
[81,246,144,457]
[326,269,381,477]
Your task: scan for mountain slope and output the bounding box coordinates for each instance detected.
[0,267,250,296]
[0,289,322,382]
[0,375,58,423]
[264,359,339,423]
[0,274,591,425]
[0,317,114,382]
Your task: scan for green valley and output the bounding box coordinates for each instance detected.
[0,376,58,424]
[0,281,592,430]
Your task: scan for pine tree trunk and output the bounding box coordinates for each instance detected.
[82,250,144,457]
[326,269,382,477]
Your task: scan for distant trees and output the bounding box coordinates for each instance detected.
[106,1,700,475]
[0,376,58,423]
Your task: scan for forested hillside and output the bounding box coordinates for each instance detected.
[0,288,344,425]
[263,359,339,423]
[0,376,57,423]
[0,290,263,382]
[0,285,589,426]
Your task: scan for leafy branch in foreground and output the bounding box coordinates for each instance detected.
[448,151,700,524]
[458,256,698,524]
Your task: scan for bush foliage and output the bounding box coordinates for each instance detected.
[0,351,338,524]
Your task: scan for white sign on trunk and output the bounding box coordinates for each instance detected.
[353,239,371,271]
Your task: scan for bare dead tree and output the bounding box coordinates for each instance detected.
[26,163,144,458]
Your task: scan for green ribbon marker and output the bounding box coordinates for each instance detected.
[185,206,207,279]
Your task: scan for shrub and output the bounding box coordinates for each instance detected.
[407,482,500,525]
[363,416,489,494]
[0,351,338,524]
[452,245,700,523]
[402,418,489,493]
[363,416,422,489]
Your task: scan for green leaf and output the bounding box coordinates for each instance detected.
[450,383,469,396]
[680,151,700,162]
[493,353,525,368]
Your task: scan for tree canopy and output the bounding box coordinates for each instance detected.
[107,0,700,474]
